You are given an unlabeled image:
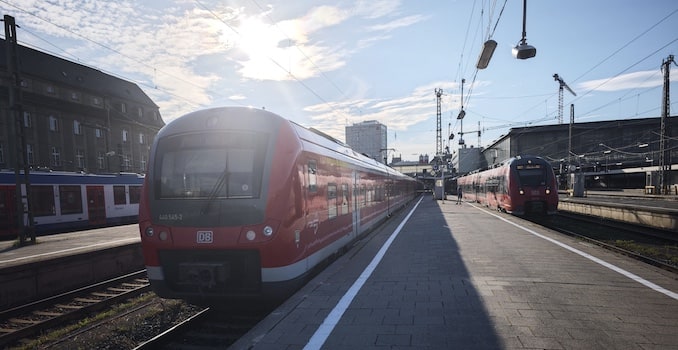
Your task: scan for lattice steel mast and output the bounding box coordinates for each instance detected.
[553,74,576,124]
[659,54,675,194]
[435,88,443,157]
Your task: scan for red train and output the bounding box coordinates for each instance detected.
[138,107,418,302]
[456,155,558,215]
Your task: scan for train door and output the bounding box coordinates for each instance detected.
[352,171,360,238]
[86,186,106,225]
[0,186,17,236]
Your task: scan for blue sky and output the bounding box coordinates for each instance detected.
[2,0,677,162]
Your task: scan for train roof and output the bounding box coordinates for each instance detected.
[289,120,408,179]
[0,170,144,185]
[159,107,413,181]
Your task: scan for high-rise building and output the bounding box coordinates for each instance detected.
[345,120,387,163]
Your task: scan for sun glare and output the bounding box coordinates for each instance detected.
[232,17,293,80]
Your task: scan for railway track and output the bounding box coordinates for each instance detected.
[532,212,678,273]
[0,270,150,348]
[135,303,275,349]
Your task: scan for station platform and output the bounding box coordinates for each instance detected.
[0,225,142,310]
[233,195,678,350]
[559,191,678,232]
[0,224,140,269]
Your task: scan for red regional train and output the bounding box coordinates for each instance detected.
[456,155,558,215]
[138,107,418,302]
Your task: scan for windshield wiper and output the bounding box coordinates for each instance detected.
[201,167,229,214]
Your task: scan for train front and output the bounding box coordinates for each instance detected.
[509,156,559,215]
[138,107,301,302]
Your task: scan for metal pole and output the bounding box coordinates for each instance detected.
[4,15,34,244]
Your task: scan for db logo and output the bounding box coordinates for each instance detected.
[196,231,213,243]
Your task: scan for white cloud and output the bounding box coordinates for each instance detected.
[577,70,662,92]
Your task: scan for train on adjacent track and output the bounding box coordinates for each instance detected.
[457,155,558,215]
[0,171,144,239]
[138,107,419,303]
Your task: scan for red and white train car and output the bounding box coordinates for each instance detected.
[138,107,418,302]
[457,155,558,215]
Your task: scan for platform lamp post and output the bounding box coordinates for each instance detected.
[603,150,611,173]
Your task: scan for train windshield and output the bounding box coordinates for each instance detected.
[515,164,547,187]
[154,132,268,199]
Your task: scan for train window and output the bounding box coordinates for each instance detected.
[31,186,56,217]
[341,184,349,215]
[155,132,267,199]
[227,149,256,197]
[59,185,83,215]
[517,167,547,186]
[327,183,337,219]
[129,186,141,204]
[114,186,127,205]
[308,160,317,193]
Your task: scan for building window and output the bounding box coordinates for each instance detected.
[139,154,146,171]
[76,149,85,169]
[122,129,128,142]
[49,115,60,132]
[137,107,143,118]
[152,111,159,121]
[46,85,55,94]
[122,155,130,170]
[95,128,103,138]
[97,152,105,170]
[119,102,127,113]
[71,92,80,101]
[92,97,101,106]
[51,146,61,166]
[26,144,34,165]
[20,79,30,88]
[139,133,145,144]
[73,120,83,135]
[22,112,32,128]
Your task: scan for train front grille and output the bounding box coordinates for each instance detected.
[158,249,261,295]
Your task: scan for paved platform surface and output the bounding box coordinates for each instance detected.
[234,195,678,350]
[0,224,140,269]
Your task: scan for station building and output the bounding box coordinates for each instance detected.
[0,39,164,174]
[450,117,677,191]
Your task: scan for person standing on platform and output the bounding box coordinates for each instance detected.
[456,186,462,205]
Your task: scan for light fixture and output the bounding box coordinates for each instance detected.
[513,0,536,60]
[476,40,497,69]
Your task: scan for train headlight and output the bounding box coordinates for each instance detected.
[545,188,551,195]
[519,189,525,195]
[144,226,154,237]
[263,226,273,237]
[159,231,169,241]
[246,230,256,241]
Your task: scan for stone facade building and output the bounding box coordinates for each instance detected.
[0,39,164,174]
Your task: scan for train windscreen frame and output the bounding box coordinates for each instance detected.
[154,131,268,200]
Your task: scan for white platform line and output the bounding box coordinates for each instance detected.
[472,205,678,301]
[303,196,424,350]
